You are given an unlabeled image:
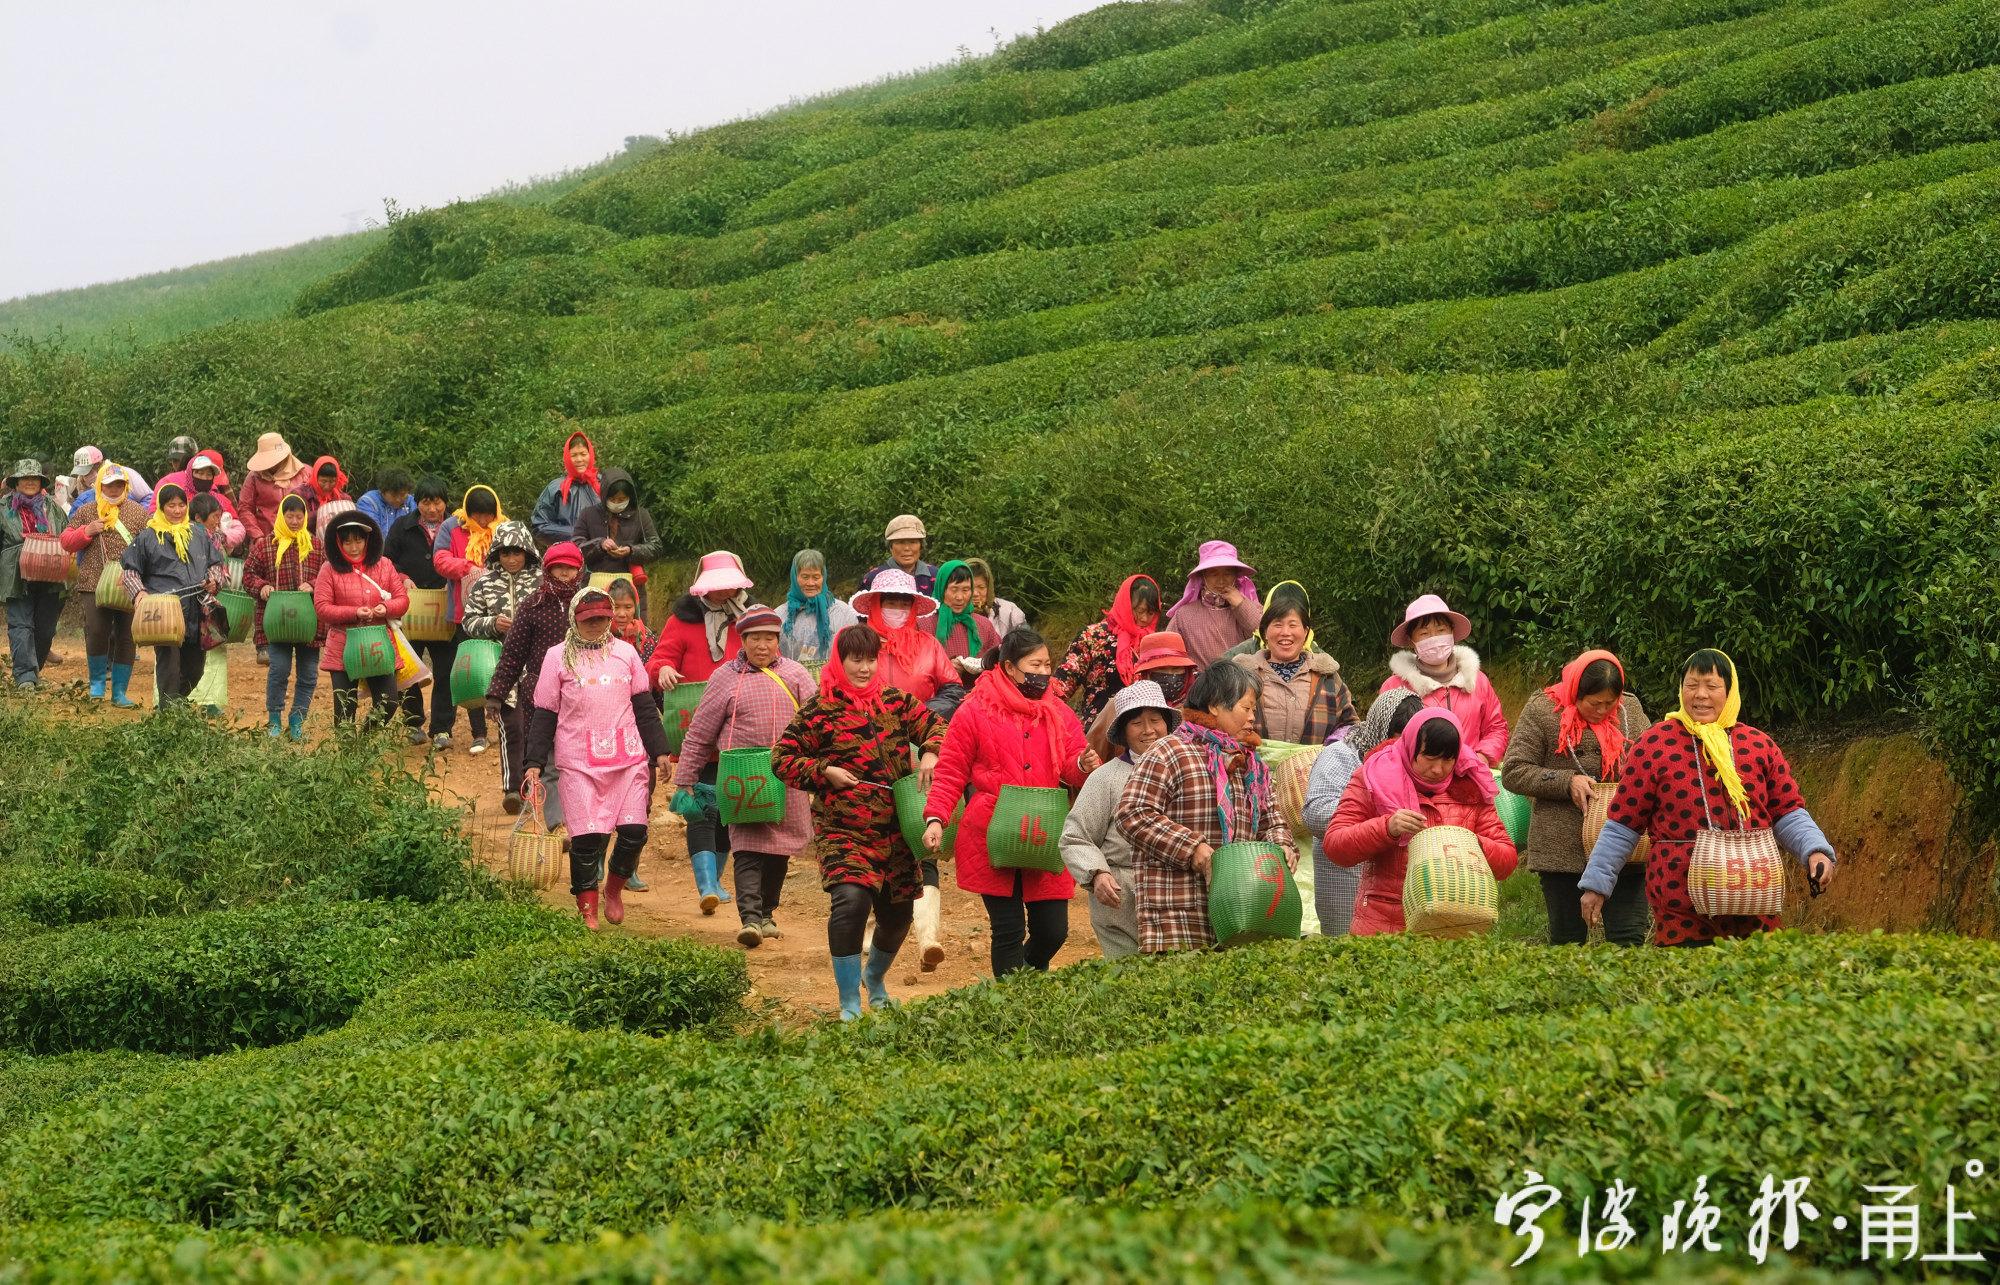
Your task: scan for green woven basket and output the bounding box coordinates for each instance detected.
[1492,769,1530,848]
[342,624,394,679]
[450,638,501,709]
[894,774,960,859]
[93,564,133,613]
[263,590,317,645]
[718,746,786,826]
[1208,841,1302,948]
[660,680,706,755]
[985,784,1068,873]
[217,589,255,644]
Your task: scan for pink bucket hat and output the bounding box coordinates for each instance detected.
[688,550,754,597]
[1389,593,1472,649]
[1171,540,1258,615]
[851,567,938,621]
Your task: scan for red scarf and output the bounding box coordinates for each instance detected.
[308,455,349,501]
[872,607,934,675]
[558,431,599,502]
[1544,648,1629,777]
[820,652,888,717]
[1103,573,1157,685]
[967,667,1071,778]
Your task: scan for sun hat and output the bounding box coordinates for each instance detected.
[735,603,783,635]
[883,514,927,543]
[1189,540,1254,577]
[851,567,938,621]
[1133,630,1196,673]
[688,550,754,597]
[1389,593,1472,648]
[542,541,585,570]
[246,432,296,473]
[5,459,50,487]
[1108,679,1183,748]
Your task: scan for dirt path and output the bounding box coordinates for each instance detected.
[44,627,1100,1021]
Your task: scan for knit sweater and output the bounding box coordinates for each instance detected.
[1500,690,1649,875]
[1059,756,1138,885]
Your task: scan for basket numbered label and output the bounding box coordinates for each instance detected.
[1722,854,1774,890]
[725,773,776,819]
[359,638,386,668]
[1017,815,1050,848]
[1255,852,1286,917]
[674,709,694,735]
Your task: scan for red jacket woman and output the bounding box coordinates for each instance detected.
[311,512,408,675]
[1323,708,1518,936]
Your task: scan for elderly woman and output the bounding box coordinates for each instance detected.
[1164,541,1260,668]
[673,604,818,948]
[1054,573,1160,727]
[242,493,327,740]
[1061,680,1180,960]
[522,587,672,929]
[120,482,226,708]
[1117,661,1297,952]
[1578,649,1836,947]
[772,623,944,1018]
[859,513,936,595]
[58,462,148,706]
[1503,649,1652,946]
[1380,593,1509,766]
[923,628,1095,977]
[1,459,68,689]
[775,548,858,665]
[933,559,1002,675]
[1300,689,1424,937]
[966,557,1027,639]
[1231,581,1357,746]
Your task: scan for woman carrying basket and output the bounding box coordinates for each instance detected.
[923,628,1096,977]
[1062,680,1181,959]
[312,511,408,729]
[522,587,672,930]
[241,493,326,740]
[672,605,817,948]
[1502,649,1651,946]
[1116,661,1296,953]
[1322,707,1517,936]
[772,623,944,1018]
[1577,649,1835,947]
[58,462,148,706]
[120,482,225,708]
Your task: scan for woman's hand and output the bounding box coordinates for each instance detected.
[654,755,672,775]
[923,819,944,854]
[823,765,860,791]
[1387,809,1427,839]
[1193,843,1214,880]
[1580,890,1605,927]
[1568,775,1595,811]
[655,665,682,693]
[85,519,106,538]
[522,767,542,796]
[916,751,937,795]
[1091,871,1122,909]
[258,585,273,602]
[1078,748,1102,775]
[1807,852,1836,893]
[495,612,512,634]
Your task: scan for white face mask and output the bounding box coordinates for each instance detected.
[607,499,630,514]
[1415,635,1457,668]
[879,605,910,628]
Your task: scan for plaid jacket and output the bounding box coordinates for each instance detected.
[1117,735,1296,953]
[241,532,328,646]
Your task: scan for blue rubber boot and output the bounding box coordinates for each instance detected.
[863,946,897,1010]
[267,715,284,739]
[691,850,723,915]
[109,663,140,709]
[87,655,109,700]
[831,954,864,1022]
[287,711,308,742]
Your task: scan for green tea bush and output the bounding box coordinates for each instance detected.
[0,900,577,1055]
[0,1049,182,1143]
[0,869,180,928]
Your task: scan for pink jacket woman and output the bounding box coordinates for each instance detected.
[311,514,409,674]
[925,667,1091,902]
[672,654,819,858]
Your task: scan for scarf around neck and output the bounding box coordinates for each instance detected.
[454,487,505,566]
[1103,573,1158,684]
[968,667,1070,777]
[147,489,193,563]
[1176,715,1268,843]
[704,592,746,662]
[274,502,313,568]
[1544,648,1629,779]
[932,559,984,658]
[785,550,834,653]
[819,652,888,718]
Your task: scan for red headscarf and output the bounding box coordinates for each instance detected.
[1360,708,1495,845]
[967,666,1070,775]
[1543,649,1629,777]
[819,633,889,717]
[308,455,348,501]
[559,431,599,502]
[871,602,935,675]
[1103,573,1158,685]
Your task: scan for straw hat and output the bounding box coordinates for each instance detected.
[246,432,297,473]
[851,567,938,620]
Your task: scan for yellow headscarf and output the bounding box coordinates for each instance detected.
[1665,649,1749,819]
[454,486,506,566]
[1253,579,1316,651]
[274,496,313,569]
[146,485,193,563]
[94,464,134,542]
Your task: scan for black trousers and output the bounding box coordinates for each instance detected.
[571,824,647,896]
[982,871,1068,976]
[1541,867,1650,946]
[153,641,206,705]
[494,700,528,794]
[398,635,487,738]
[330,671,397,727]
[828,882,914,957]
[733,851,788,925]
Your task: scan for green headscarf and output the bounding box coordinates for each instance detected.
[933,559,983,657]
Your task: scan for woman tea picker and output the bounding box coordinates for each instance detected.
[486,541,585,826]
[1053,573,1159,726]
[673,605,818,947]
[242,493,326,740]
[775,548,858,665]
[923,628,1096,977]
[529,430,601,546]
[60,462,147,706]
[1577,649,1836,947]
[773,623,945,1018]
[1164,541,1259,669]
[1116,661,1297,953]
[120,481,225,708]
[1,458,67,689]
[1300,689,1425,936]
[522,587,672,930]
[1061,680,1181,960]
[932,559,1000,673]
[1503,649,1652,946]
[313,511,408,729]
[1380,593,1509,766]
[1230,580,1358,745]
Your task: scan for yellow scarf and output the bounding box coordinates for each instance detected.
[1665,649,1749,820]
[1252,579,1316,651]
[274,503,313,570]
[146,507,192,564]
[95,464,134,542]
[454,486,505,566]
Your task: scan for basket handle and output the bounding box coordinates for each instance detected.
[515,778,550,836]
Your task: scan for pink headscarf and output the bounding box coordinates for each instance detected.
[1359,708,1495,843]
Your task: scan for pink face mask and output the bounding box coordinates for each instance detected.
[879,605,910,628]
[1415,635,1457,668]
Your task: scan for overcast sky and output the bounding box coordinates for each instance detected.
[0,1,1103,301]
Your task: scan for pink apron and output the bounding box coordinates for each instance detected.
[532,638,653,837]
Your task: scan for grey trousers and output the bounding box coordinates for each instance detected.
[1085,865,1141,960]
[1312,845,1361,937]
